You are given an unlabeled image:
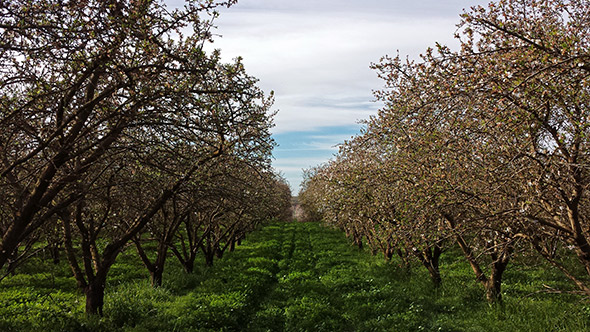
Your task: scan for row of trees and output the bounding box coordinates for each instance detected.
[0,0,292,315]
[300,0,590,302]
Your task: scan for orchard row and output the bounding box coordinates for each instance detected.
[0,0,292,315]
[300,0,590,302]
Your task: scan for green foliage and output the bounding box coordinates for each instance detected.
[0,288,85,332]
[104,281,172,328]
[164,291,249,331]
[1,222,589,331]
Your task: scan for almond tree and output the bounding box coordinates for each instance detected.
[0,0,236,272]
[369,49,524,301]
[60,55,275,314]
[369,0,590,299]
[453,0,590,295]
[405,0,590,295]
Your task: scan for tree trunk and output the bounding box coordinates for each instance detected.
[85,278,106,316]
[215,244,223,259]
[384,247,394,260]
[443,214,510,303]
[397,248,411,270]
[152,248,168,287]
[170,245,198,274]
[566,165,590,276]
[0,150,68,270]
[531,237,590,296]
[415,244,443,287]
[205,251,214,267]
[151,267,164,288]
[427,265,442,287]
[50,243,60,265]
[484,278,501,303]
[484,264,503,303]
[5,248,18,276]
[569,214,590,276]
[135,238,169,287]
[353,235,363,249]
[484,255,509,303]
[183,259,195,274]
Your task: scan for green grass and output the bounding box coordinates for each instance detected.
[1,222,589,331]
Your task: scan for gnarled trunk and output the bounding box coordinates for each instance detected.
[484,257,509,302]
[85,278,106,316]
[151,267,164,288]
[414,244,443,287]
[204,250,215,267]
[135,238,169,287]
[183,258,195,273]
[444,214,511,303]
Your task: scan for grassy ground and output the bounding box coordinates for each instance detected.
[0,222,589,331]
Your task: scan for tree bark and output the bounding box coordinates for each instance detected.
[50,243,61,265]
[184,259,195,273]
[414,244,443,287]
[151,267,164,288]
[204,251,215,267]
[171,247,197,274]
[215,243,223,259]
[355,236,363,250]
[85,278,106,316]
[485,260,507,302]
[444,214,510,303]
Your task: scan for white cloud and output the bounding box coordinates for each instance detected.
[273,105,373,134]
[182,0,492,189]
[209,10,467,134]
[273,155,336,191]
[215,0,486,18]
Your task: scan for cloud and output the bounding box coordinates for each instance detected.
[272,154,335,192]
[190,0,491,189]
[273,106,375,134]
[217,0,486,18]
[209,9,468,134]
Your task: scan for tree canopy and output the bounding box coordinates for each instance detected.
[0,0,291,314]
[300,0,590,301]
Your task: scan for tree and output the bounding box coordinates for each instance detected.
[300,0,590,301]
[169,156,290,269]
[0,0,236,272]
[369,0,590,299]
[455,0,590,295]
[60,56,275,314]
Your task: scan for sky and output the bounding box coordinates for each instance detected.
[169,0,490,192]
